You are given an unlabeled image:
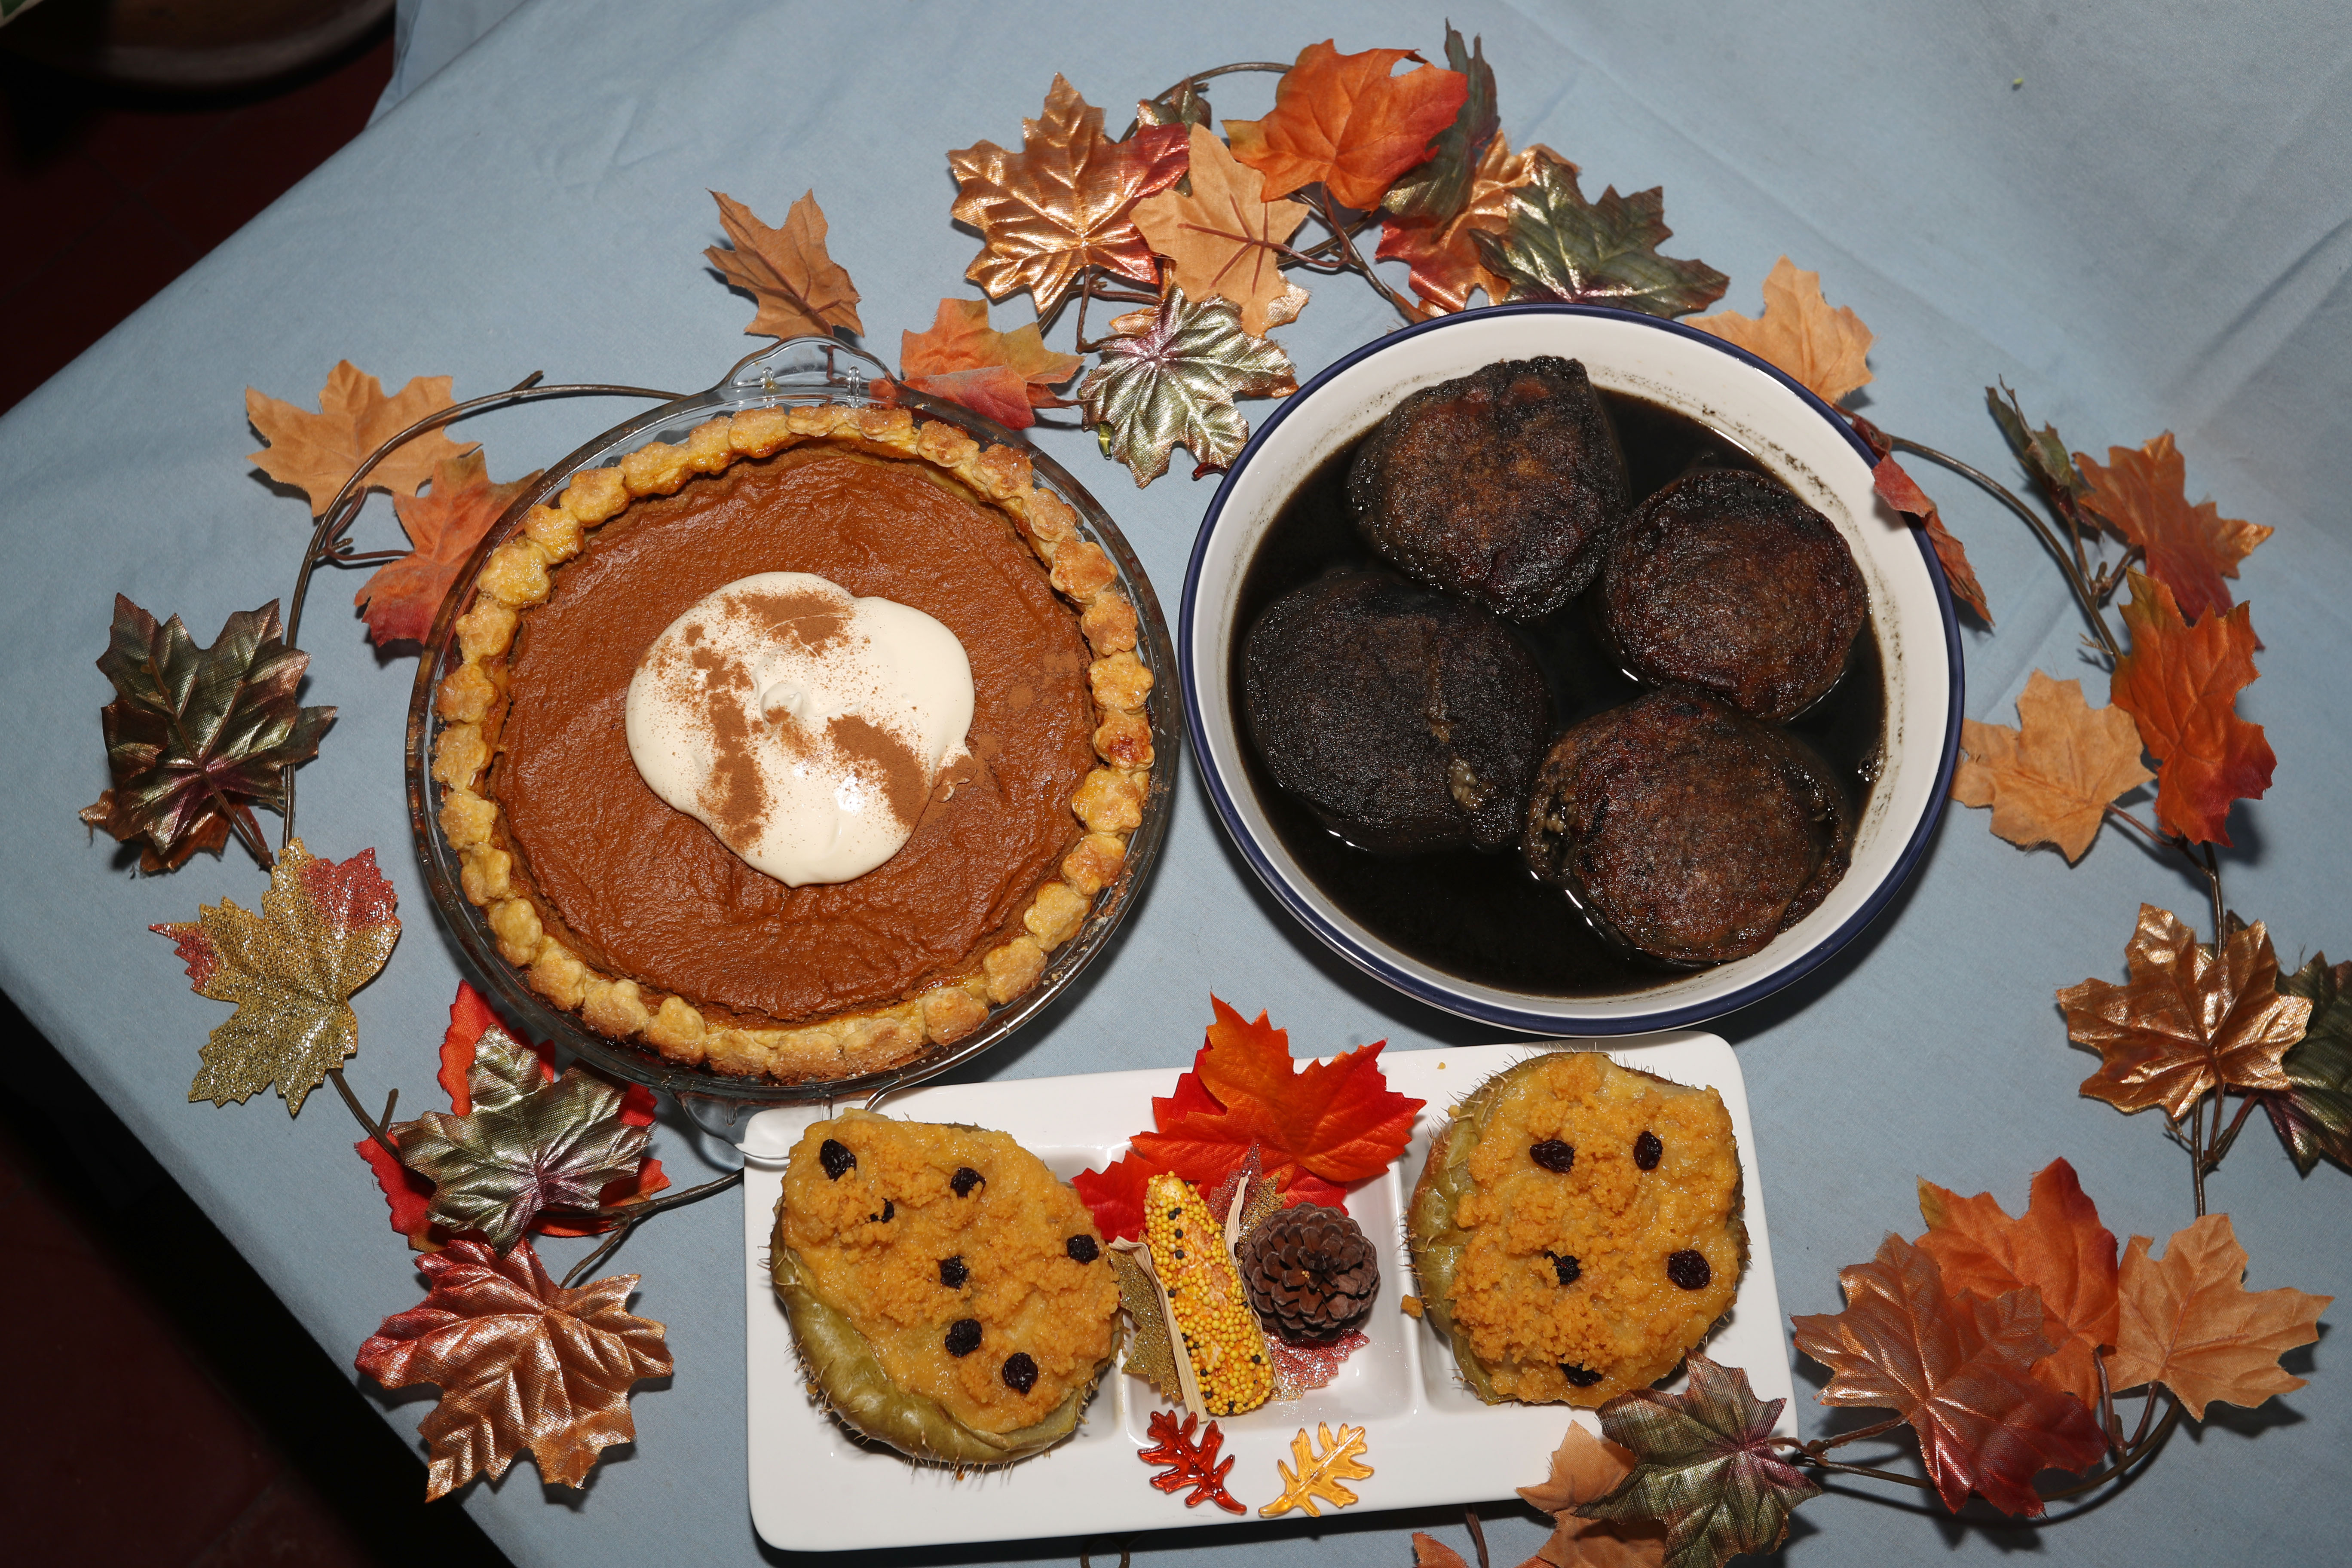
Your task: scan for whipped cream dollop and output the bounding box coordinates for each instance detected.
[624,573,974,886]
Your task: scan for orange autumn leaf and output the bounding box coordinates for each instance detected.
[1376,132,1548,313]
[1413,1534,1472,1568]
[1915,1159,2119,1408]
[1950,671,2151,863]
[899,297,1082,405]
[893,365,1037,429]
[354,451,539,646]
[1689,257,1874,406]
[1225,40,1469,210]
[1851,422,1991,625]
[704,189,865,340]
[949,75,1190,315]
[1790,1233,2107,1516]
[246,360,475,517]
[2059,903,2307,1121]
[2107,1214,2330,1420]
[1517,1423,1666,1568]
[2077,434,2270,624]
[1132,122,1311,337]
[2109,569,2275,845]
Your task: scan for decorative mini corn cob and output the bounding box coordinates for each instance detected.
[1145,1173,1275,1418]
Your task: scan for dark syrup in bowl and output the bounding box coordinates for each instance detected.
[1227,390,1885,998]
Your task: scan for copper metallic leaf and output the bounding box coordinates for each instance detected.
[2265,955,2352,1174]
[1950,671,2151,863]
[153,839,399,1115]
[1788,1235,2106,1516]
[1376,133,1549,313]
[1379,23,1500,223]
[2107,1214,2330,1419]
[1915,1158,2119,1407]
[355,1237,672,1499]
[356,450,539,647]
[245,360,474,517]
[1258,1420,1374,1518]
[392,1024,651,1254]
[1474,155,1727,318]
[1139,80,1215,133]
[1688,257,1873,405]
[2079,433,2271,627]
[949,75,1190,315]
[1132,123,1311,337]
[704,189,864,340]
[81,595,335,873]
[1579,1353,1819,1568]
[2059,903,2306,1121]
[1076,286,1296,486]
[2109,569,2275,846]
[1519,1422,1667,1568]
[1224,40,1467,211]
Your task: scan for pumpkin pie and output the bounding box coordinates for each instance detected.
[429,403,1155,1083]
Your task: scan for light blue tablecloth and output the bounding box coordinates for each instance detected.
[5,3,2348,1564]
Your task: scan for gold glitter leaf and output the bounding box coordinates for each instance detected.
[154,838,401,1115]
[1110,1244,1184,1403]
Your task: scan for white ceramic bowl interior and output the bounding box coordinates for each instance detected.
[1182,305,1961,1034]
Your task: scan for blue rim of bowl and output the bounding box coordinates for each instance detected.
[1179,301,1965,1035]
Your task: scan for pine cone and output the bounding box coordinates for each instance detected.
[1237,1204,1380,1344]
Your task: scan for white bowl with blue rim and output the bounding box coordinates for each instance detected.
[1180,303,1963,1035]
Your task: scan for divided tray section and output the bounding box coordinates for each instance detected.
[741,1035,1791,1553]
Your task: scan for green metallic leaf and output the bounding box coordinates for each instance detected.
[394,1026,650,1253]
[1473,155,1727,318]
[1380,23,1500,224]
[1580,1353,1820,1568]
[81,594,334,872]
[1077,285,1296,487]
[2266,955,2352,1175]
[1985,383,2092,504]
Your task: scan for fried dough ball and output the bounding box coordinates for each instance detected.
[1347,358,1629,622]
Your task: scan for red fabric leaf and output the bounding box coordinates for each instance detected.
[1072,1148,1168,1243]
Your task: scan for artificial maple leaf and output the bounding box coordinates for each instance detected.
[1475,154,1728,318]
[154,839,399,1115]
[81,595,334,873]
[1377,132,1548,313]
[1414,1534,1472,1568]
[2263,955,2352,1174]
[1132,123,1311,337]
[1131,996,1422,1194]
[1226,40,1467,211]
[2060,903,2306,1121]
[897,296,1083,421]
[1258,1420,1374,1518]
[1846,413,1991,625]
[2107,1213,2330,1420]
[247,360,475,517]
[1579,1354,1819,1568]
[355,1237,672,1498]
[1073,1147,1173,1242]
[1519,1422,1667,1568]
[2109,570,2275,845]
[1915,1158,2119,1407]
[1380,23,1499,223]
[1690,257,1874,405]
[1076,286,1297,486]
[1986,383,2094,524]
[1138,1409,1244,1513]
[949,75,1189,315]
[2078,434,2269,624]
[704,189,864,340]
[1950,670,2152,863]
[355,450,539,646]
[1790,1234,2106,1516]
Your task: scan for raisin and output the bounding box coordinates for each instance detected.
[1559,1362,1605,1388]
[940,1256,969,1289]
[1634,1130,1663,1170]
[950,1166,984,1197]
[1530,1138,1575,1173]
[1001,1352,1039,1395]
[1667,1250,1712,1290]
[944,1318,982,1356]
[867,1199,894,1223]
[819,1139,855,1179]
[1066,1234,1100,1264]
[1547,1252,1582,1286]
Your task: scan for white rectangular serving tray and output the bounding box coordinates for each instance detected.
[742,1032,1790,1553]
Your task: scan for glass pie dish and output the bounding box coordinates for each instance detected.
[404,338,1177,1107]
